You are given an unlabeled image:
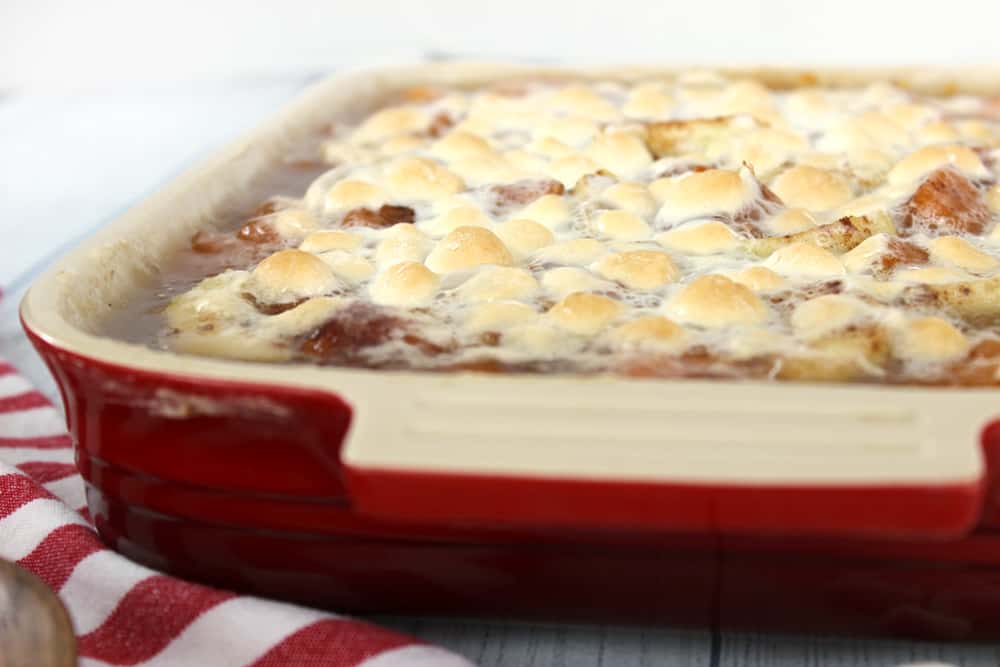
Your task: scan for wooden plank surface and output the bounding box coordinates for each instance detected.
[376,620,1000,666]
[719,632,1000,667]
[378,618,713,667]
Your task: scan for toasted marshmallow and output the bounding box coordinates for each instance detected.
[653,169,751,223]
[547,85,621,121]
[421,205,491,237]
[848,275,908,300]
[269,209,319,240]
[665,274,767,327]
[352,105,427,143]
[884,103,939,130]
[503,149,549,174]
[928,236,999,273]
[719,80,776,120]
[887,145,989,185]
[895,267,974,284]
[320,252,375,283]
[450,153,522,186]
[585,131,653,178]
[770,166,852,211]
[842,235,889,274]
[503,322,565,356]
[369,262,440,307]
[847,111,911,151]
[623,83,674,119]
[764,243,845,277]
[541,267,613,299]
[165,270,254,331]
[515,194,571,229]
[988,185,1000,214]
[785,90,840,128]
[429,131,494,162]
[609,315,686,349]
[529,136,575,160]
[957,120,995,142]
[386,157,465,200]
[600,182,657,218]
[533,238,606,266]
[464,301,538,333]
[765,208,819,236]
[594,210,652,241]
[494,218,555,258]
[321,141,371,166]
[533,117,600,147]
[375,224,431,268]
[723,128,809,176]
[791,295,869,339]
[380,135,425,156]
[548,154,602,189]
[731,266,787,291]
[247,250,340,304]
[895,317,970,363]
[548,292,624,335]
[916,122,960,145]
[425,226,513,273]
[656,220,740,254]
[300,230,362,253]
[861,83,910,107]
[325,179,387,212]
[594,251,678,289]
[830,193,893,220]
[457,266,539,302]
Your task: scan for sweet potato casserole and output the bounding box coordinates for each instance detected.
[133,72,1000,384]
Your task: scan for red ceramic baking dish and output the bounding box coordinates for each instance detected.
[20,63,1000,639]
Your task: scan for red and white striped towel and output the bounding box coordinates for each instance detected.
[0,360,475,667]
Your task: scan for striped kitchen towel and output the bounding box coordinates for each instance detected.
[0,359,474,667]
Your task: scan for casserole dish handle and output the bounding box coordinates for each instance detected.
[339,376,993,540]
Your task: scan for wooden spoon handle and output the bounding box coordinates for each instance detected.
[0,558,76,667]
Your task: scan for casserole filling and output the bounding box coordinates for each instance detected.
[140,73,1000,383]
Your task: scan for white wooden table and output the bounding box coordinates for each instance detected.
[1,75,996,667]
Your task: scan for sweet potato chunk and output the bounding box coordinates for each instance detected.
[298,303,447,365]
[190,230,230,254]
[749,212,895,258]
[490,179,565,206]
[299,304,403,361]
[877,238,929,277]
[645,116,755,158]
[237,219,279,244]
[427,112,455,138]
[342,204,416,228]
[902,275,1000,326]
[377,204,417,225]
[900,168,990,236]
[778,325,891,382]
[944,339,1000,386]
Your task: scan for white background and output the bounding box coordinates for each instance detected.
[3,0,999,90]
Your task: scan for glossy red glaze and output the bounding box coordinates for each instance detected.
[343,466,984,540]
[978,419,1000,527]
[22,320,1000,639]
[31,336,354,499]
[86,480,1000,640]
